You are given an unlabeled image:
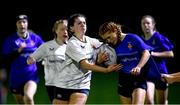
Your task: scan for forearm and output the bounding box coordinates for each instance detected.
[137,50,150,68]
[151,51,174,58]
[162,73,180,83]
[172,76,180,82]
[170,72,180,76]
[80,59,108,73]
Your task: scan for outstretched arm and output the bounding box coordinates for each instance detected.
[161,72,180,84]
[80,59,122,73]
[151,50,174,58]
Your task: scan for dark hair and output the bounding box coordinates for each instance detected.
[68,13,86,35]
[16,14,28,22]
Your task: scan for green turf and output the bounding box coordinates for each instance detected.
[6,71,180,104]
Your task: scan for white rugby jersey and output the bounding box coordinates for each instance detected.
[30,39,66,86]
[54,35,102,89]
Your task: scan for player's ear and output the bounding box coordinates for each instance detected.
[70,26,74,33]
[112,29,117,33]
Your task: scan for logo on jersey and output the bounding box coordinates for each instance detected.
[49,48,54,51]
[128,42,132,49]
[152,39,156,45]
[15,40,21,46]
[57,94,62,98]
[81,45,85,48]
[30,41,35,46]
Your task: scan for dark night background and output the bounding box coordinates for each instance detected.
[0,1,180,104]
[1,1,179,72]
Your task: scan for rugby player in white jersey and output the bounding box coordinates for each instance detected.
[27,19,68,103]
[51,13,121,105]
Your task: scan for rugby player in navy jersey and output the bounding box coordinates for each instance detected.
[2,14,44,104]
[141,15,174,105]
[99,21,151,104]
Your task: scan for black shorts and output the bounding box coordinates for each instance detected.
[54,87,89,101]
[45,85,55,103]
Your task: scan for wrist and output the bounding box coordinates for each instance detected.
[105,68,109,73]
[150,51,154,56]
[136,66,141,70]
[18,47,23,53]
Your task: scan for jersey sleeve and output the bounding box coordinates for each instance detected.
[88,36,103,48]
[2,37,16,56]
[30,43,47,62]
[35,34,44,47]
[159,36,174,51]
[131,34,152,52]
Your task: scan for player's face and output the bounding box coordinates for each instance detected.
[56,22,68,43]
[71,17,87,36]
[102,31,118,45]
[141,17,155,34]
[16,19,28,34]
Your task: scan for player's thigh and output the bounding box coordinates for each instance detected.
[24,80,37,97]
[156,89,168,104]
[53,98,68,105]
[146,81,155,98]
[13,94,24,104]
[69,92,88,104]
[120,95,131,104]
[132,88,146,104]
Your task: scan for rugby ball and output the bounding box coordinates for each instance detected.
[94,44,117,66]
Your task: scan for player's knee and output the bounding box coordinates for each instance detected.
[23,94,33,103]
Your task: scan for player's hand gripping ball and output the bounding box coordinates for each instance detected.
[94,44,117,66]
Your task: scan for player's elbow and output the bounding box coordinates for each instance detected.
[169,51,174,58]
[79,59,92,70]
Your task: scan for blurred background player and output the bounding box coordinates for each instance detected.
[141,15,174,104]
[2,14,44,105]
[0,67,7,104]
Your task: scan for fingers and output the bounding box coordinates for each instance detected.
[27,57,35,65]
[161,74,168,83]
[131,67,141,75]
[109,64,123,72]
[112,64,121,71]
[161,76,168,83]
[98,51,109,62]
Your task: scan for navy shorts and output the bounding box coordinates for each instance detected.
[146,56,168,90]
[147,75,168,90]
[10,79,39,95]
[146,68,168,90]
[54,87,89,101]
[118,72,147,97]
